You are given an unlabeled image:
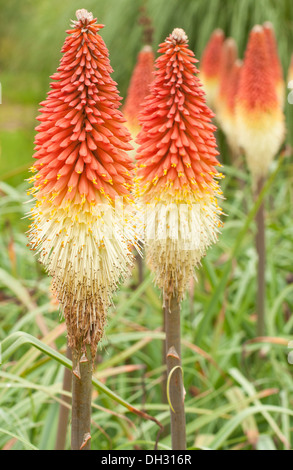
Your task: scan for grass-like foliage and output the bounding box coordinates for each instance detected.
[1,154,293,449]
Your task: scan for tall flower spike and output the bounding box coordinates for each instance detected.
[263,22,285,108]
[136,28,223,303]
[216,38,238,121]
[235,25,285,182]
[27,11,138,361]
[218,59,243,154]
[200,29,225,110]
[123,45,155,137]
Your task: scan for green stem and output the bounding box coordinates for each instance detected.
[55,345,72,450]
[162,306,168,403]
[164,295,186,450]
[71,347,92,450]
[255,176,266,336]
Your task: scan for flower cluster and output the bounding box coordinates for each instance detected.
[199,29,225,110]
[201,24,285,171]
[218,59,243,155]
[263,22,285,108]
[27,10,139,361]
[235,25,285,181]
[136,28,223,302]
[123,45,155,137]
[216,38,238,127]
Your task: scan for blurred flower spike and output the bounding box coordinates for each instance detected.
[199,28,225,110]
[236,25,285,182]
[263,22,285,108]
[123,45,155,138]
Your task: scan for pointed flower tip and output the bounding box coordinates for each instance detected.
[263,21,274,30]
[220,38,238,71]
[123,46,155,134]
[251,24,264,34]
[71,9,103,30]
[169,28,188,45]
[225,37,237,51]
[76,9,94,23]
[213,28,225,38]
[142,44,153,53]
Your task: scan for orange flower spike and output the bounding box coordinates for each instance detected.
[200,29,225,110]
[216,37,238,121]
[263,22,285,108]
[236,25,285,181]
[27,10,140,360]
[219,59,243,154]
[123,46,155,137]
[32,13,134,205]
[226,60,243,113]
[136,28,223,302]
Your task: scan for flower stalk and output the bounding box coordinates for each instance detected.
[255,177,266,336]
[71,346,92,450]
[165,295,186,450]
[55,345,72,450]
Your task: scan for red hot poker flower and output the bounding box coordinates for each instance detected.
[200,29,225,109]
[236,25,285,181]
[216,37,238,120]
[219,59,243,154]
[123,45,155,137]
[263,22,285,107]
[31,12,133,205]
[136,28,223,302]
[28,10,139,361]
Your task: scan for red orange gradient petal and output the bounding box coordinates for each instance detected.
[30,14,134,206]
[236,26,279,114]
[218,59,243,153]
[200,29,225,108]
[123,46,155,135]
[216,38,238,115]
[136,29,222,202]
[236,25,285,179]
[263,22,285,107]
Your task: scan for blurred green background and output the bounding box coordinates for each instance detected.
[1,0,293,451]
